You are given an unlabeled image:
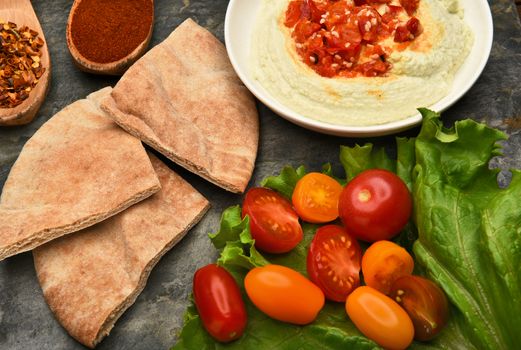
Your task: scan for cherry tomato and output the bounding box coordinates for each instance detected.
[307,225,361,302]
[245,264,325,325]
[346,286,414,350]
[390,275,449,341]
[338,169,412,242]
[193,264,247,343]
[362,240,414,295]
[242,187,303,253]
[292,172,343,223]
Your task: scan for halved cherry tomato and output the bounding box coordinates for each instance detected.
[307,225,361,302]
[193,264,247,343]
[245,264,325,325]
[338,169,412,242]
[242,187,303,253]
[292,172,343,223]
[362,240,414,295]
[390,275,449,341]
[346,286,414,350]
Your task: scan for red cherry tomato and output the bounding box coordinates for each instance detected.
[307,225,362,302]
[338,169,412,242]
[193,264,247,343]
[390,275,449,341]
[242,187,303,253]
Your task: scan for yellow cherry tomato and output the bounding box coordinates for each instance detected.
[362,240,414,295]
[346,286,414,350]
[245,264,325,325]
[292,172,343,223]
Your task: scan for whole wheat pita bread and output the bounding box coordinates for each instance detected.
[33,154,210,348]
[0,87,160,261]
[101,18,259,194]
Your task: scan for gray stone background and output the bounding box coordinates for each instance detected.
[0,0,520,349]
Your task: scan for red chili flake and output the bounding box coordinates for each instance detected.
[0,21,45,108]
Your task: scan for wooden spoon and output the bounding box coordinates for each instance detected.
[66,0,154,76]
[0,0,51,126]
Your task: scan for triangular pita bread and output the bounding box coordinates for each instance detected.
[0,87,160,261]
[33,154,210,348]
[101,18,259,194]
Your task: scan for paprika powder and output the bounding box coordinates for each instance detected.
[69,0,153,64]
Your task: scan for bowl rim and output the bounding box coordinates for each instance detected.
[224,0,494,137]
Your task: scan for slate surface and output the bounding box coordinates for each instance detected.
[0,1,520,349]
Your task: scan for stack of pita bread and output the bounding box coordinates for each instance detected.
[0,19,258,348]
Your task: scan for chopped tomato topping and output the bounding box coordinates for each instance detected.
[357,6,381,43]
[407,17,423,36]
[381,5,404,24]
[400,0,420,15]
[285,0,304,28]
[285,0,422,78]
[394,17,423,42]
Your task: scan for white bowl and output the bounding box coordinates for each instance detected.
[224,0,493,137]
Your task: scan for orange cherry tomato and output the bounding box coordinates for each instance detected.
[346,286,414,350]
[362,240,414,295]
[292,172,343,223]
[244,264,325,325]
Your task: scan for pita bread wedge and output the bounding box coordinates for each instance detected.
[0,87,160,261]
[101,18,259,194]
[33,154,210,348]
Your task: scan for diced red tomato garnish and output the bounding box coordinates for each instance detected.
[357,6,381,43]
[284,0,422,78]
[394,25,412,42]
[293,20,321,43]
[394,17,422,42]
[382,5,404,24]
[400,0,420,15]
[407,17,423,36]
[355,60,391,77]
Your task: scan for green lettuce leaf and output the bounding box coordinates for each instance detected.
[261,165,307,199]
[208,206,269,270]
[339,144,395,181]
[412,109,519,350]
